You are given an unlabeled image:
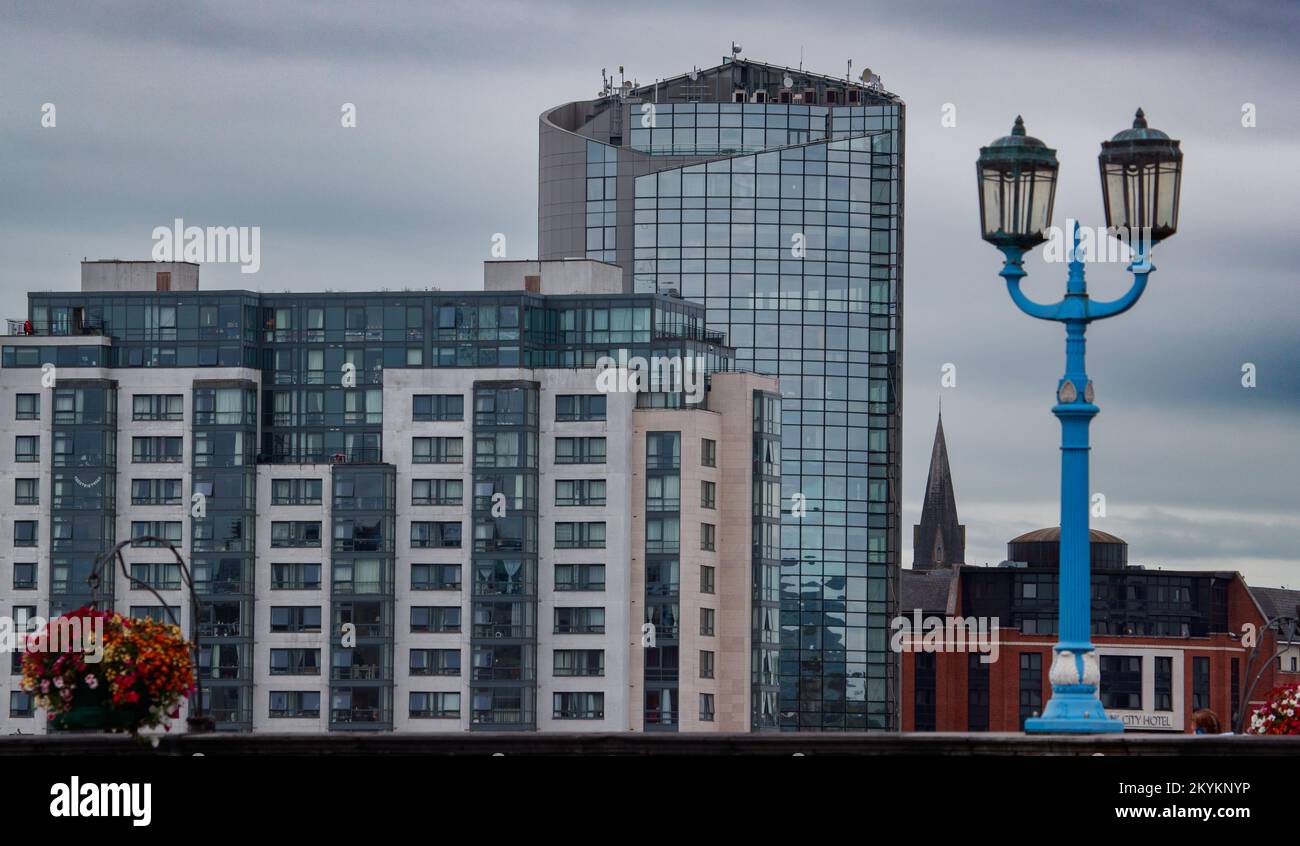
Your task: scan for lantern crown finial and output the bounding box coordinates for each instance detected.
[1109,109,1172,142]
[1012,115,1026,136]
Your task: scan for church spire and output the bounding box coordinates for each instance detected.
[913,409,965,569]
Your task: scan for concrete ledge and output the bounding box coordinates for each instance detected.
[2,732,1296,756]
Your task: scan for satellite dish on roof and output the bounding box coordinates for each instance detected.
[731,41,742,57]
[782,75,794,89]
[689,67,699,81]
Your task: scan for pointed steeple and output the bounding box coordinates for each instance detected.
[913,409,965,569]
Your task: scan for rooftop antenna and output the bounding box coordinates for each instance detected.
[846,58,852,81]
[799,45,804,71]
[861,67,884,93]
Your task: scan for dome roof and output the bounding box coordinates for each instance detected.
[1009,527,1126,545]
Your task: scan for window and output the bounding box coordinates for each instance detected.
[701,480,716,509]
[645,517,678,553]
[15,436,38,463]
[271,479,323,505]
[553,692,604,720]
[410,606,461,633]
[554,522,605,549]
[410,691,460,719]
[555,394,606,421]
[645,560,679,598]
[1018,652,1044,728]
[968,653,990,731]
[410,648,461,677]
[413,436,463,464]
[15,394,39,420]
[411,563,460,591]
[700,565,715,594]
[646,475,679,511]
[411,521,461,549]
[554,607,605,634]
[412,394,463,422]
[132,436,183,463]
[271,563,321,590]
[132,394,183,421]
[554,649,605,677]
[646,432,680,469]
[9,691,34,718]
[1154,656,1173,711]
[271,521,321,548]
[1100,655,1143,711]
[130,521,182,547]
[129,563,182,591]
[554,437,606,464]
[1192,656,1211,711]
[700,650,715,679]
[332,519,387,553]
[15,478,38,506]
[411,478,462,506]
[554,479,606,506]
[12,562,36,590]
[701,438,717,467]
[700,523,716,551]
[554,563,605,592]
[270,606,322,633]
[13,606,37,634]
[699,693,715,722]
[269,691,321,718]
[269,648,321,675]
[700,607,715,637]
[129,605,179,624]
[130,478,182,505]
[14,521,37,547]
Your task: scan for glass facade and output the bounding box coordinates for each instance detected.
[16,291,732,467]
[643,431,681,729]
[574,92,903,731]
[51,381,118,616]
[470,382,540,729]
[191,380,257,729]
[329,464,396,729]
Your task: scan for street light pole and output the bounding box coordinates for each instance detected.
[976,112,1182,733]
[998,230,1150,733]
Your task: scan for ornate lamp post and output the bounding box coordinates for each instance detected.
[976,112,1183,733]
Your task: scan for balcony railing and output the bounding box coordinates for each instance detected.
[330,665,389,681]
[330,708,391,724]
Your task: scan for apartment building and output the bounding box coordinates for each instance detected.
[0,259,777,733]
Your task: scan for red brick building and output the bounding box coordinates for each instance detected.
[900,415,1299,734]
[899,536,1300,734]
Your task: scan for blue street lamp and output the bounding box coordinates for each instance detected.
[976,111,1183,733]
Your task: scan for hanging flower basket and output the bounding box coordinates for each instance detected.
[1246,683,1300,735]
[20,607,196,735]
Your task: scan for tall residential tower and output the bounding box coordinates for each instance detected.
[539,55,905,729]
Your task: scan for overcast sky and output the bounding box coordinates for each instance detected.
[2,0,1296,586]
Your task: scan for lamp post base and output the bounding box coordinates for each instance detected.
[1025,649,1125,734]
[1024,690,1125,734]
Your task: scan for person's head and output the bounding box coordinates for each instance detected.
[1191,708,1222,735]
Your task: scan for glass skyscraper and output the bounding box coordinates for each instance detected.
[540,57,904,730]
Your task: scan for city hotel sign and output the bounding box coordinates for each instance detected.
[1114,710,1179,731]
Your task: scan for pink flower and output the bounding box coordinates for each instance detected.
[40,680,50,694]
[52,677,63,689]
[85,675,99,690]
